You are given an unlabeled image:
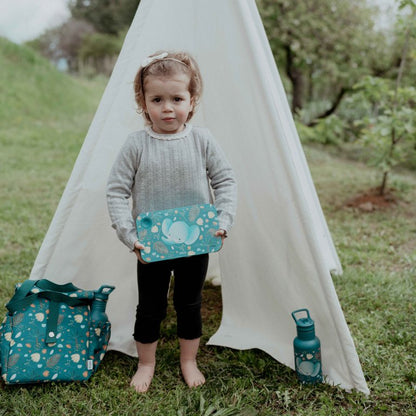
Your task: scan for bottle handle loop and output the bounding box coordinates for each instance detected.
[291,308,311,324]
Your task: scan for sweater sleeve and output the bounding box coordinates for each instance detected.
[204,129,237,232]
[106,134,139,250]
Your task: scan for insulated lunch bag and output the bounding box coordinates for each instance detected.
[0,279,115,384]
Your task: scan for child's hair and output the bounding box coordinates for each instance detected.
[134,51,203,125]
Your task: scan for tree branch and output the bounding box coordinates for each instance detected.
[307,87,350,127]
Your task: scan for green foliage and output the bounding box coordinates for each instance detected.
[69,0,140,35]
[296,0,416,184]
[347,2,416,193]
[399,0,416,11]
[28,19,128,75]
[26,19,95,72]
[257,0,389,117]
[352,76,416,174]
[386,5,416,87]
[296,115,346,146]
[79,33,123,60]
[78,32,124,76]
[28,0,139,74]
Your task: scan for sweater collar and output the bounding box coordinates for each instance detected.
[145,124,192,140]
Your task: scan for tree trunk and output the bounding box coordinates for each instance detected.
[379,172,388,196]
[284,45,304,114]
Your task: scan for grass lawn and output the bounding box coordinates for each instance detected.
[1,40,415,415]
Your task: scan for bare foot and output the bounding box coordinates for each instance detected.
[181,360,206,388]
[130,363,155,393]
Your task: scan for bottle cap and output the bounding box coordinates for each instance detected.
[95,285,115,300]
[292,309,316,337]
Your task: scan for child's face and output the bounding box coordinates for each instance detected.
[143,73,194,134]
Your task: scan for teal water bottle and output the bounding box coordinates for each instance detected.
[91,285,115,323]
[291,308,322,384]
[88,285,115,370]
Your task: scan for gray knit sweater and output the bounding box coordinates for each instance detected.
[106,124,237,250]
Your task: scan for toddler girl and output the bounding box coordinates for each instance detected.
[106,51,237,392]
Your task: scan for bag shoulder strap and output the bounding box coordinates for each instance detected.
[5,279,38,308]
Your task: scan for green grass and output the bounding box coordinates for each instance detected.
[1,40,416,415]
[0,38,107,297]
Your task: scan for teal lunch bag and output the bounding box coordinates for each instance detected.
[0,279,114,384]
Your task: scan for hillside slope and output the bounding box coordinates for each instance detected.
[0,38,106,268]
[0,37,104,124]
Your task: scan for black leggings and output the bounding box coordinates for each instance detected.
[134,254,209,343]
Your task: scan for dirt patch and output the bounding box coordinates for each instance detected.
[345,187,397,212]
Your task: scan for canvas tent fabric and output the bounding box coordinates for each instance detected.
[30,0,369,394]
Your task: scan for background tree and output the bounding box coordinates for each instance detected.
[29,19,95,72]
[351,0,416,195]
[79,32,125,76]
[30,0,140,74]
[386,0,416,86]
[257,0,390,123]
[69,0,141,35]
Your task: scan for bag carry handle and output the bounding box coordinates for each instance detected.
[35,279,80,293]
[7,280,38,305]
[5,279,81,313]
[5,279,95,314]
[6,289,93,345]
[6,290,90,314]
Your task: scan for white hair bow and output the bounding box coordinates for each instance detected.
[141,52,168,68]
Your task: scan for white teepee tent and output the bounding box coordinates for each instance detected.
[30,0,369,394]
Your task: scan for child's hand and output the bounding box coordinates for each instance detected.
[215,229,227,248]
[133,241,146,264]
